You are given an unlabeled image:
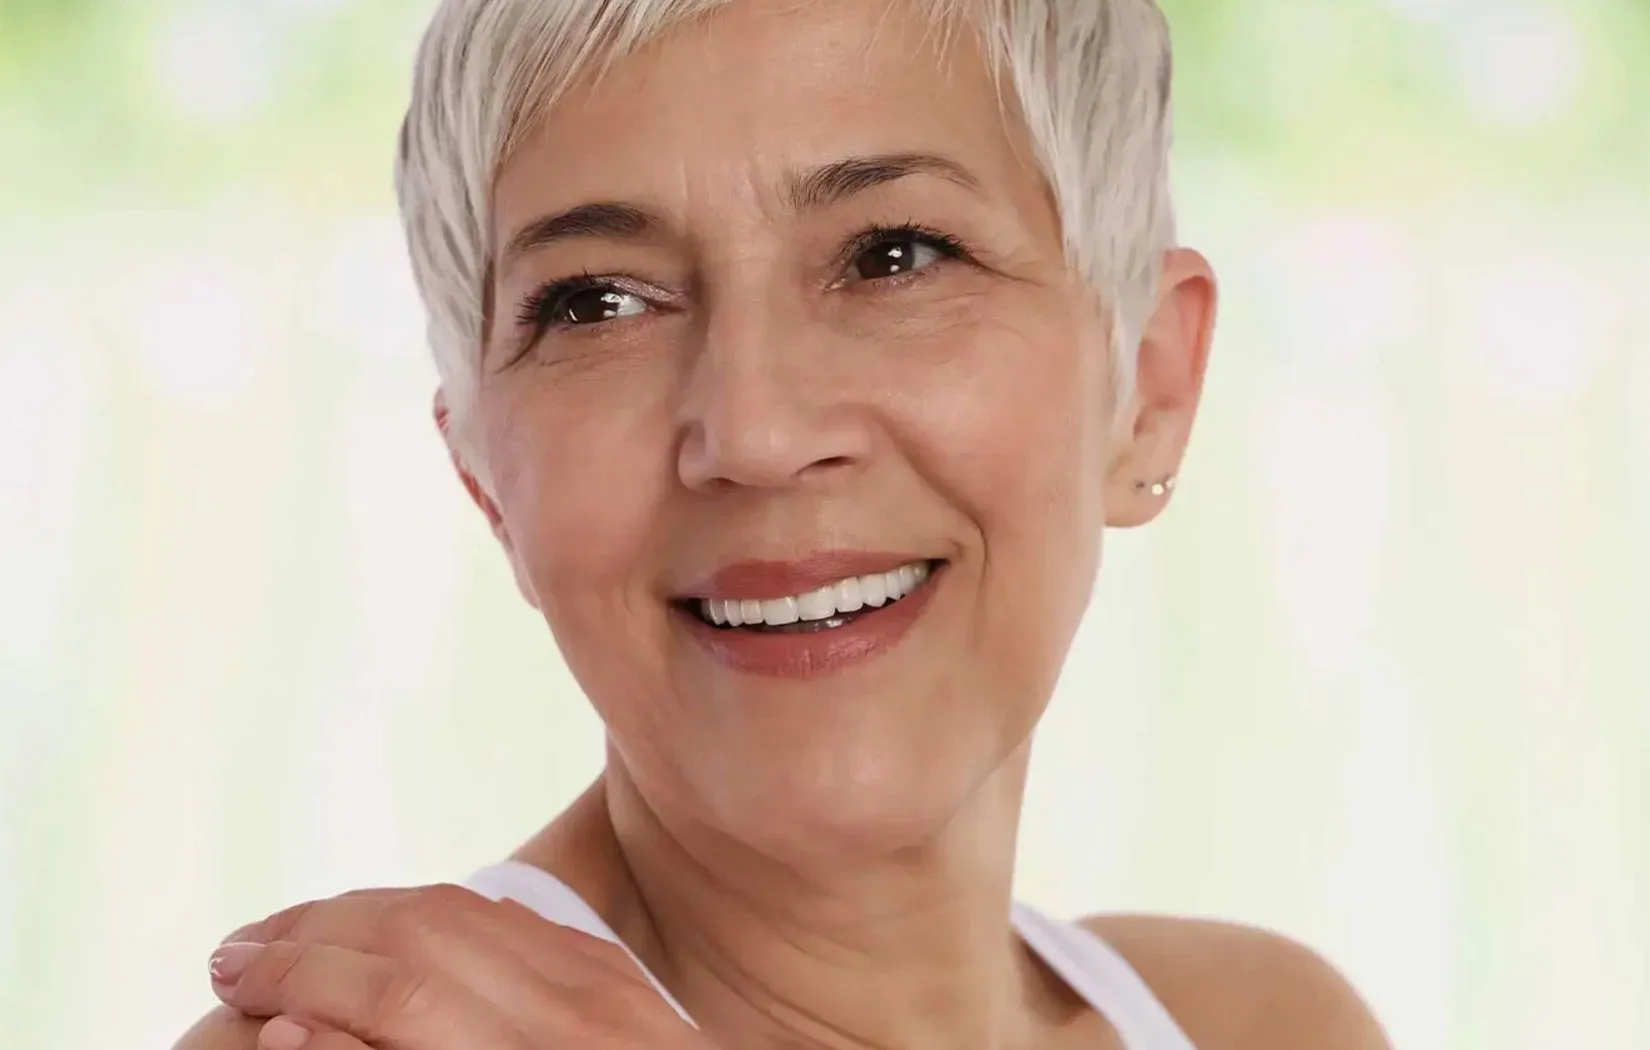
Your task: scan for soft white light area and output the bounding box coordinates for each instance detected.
[0,281,91,678]
[1323,668,1453,1050]
[1277,216,1423,374]
[1453,256,1611,413]
[1630,254,1650,496]
[278,388,464,897]
[315,219,428,364]
[1253,379,1391,681]
[1022,526,1160,913]
[86,609,226,1045]
[278,674,411,901]
[339,394,465,692]
[1455,3,1583,129]
[152,1,280,122]
[118,254,275,412]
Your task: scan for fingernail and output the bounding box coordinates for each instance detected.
[209,941,264,989]
[260,1017,311,1050]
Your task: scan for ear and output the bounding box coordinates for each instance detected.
[433,389,507,537]
[433,389,543,611]
[1104,248,1218,528]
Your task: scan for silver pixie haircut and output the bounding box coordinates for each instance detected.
[396,0,1177,466]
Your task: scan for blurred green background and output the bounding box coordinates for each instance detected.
[1,1,1647,1048]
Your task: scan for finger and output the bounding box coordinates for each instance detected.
[227,884,643,989]
[255,1017,367,1050]
[222,888,410,949]
[213,940,534,1050]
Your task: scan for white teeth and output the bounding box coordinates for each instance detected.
[834,576,865,613]
[861,573,888,607]
[695,561,933,627]
[761,596,800,626]
[883,569,906,601]
[797,586,836,621]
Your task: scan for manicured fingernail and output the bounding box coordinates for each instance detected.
[209,941,264,989]
[260,1017,311,1050]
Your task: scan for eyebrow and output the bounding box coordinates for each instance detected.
[498,152,983,274]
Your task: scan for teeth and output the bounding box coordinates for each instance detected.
[797,585,836,622]
[695,561,933,628]
[834,576,864,613]
[862,572,887,607]
[761,596,800,626]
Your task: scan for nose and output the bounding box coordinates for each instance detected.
[675,299,874,494]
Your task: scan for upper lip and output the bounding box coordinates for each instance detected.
[677,552,935,601]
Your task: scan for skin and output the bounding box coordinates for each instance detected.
[176,1,1390,1048]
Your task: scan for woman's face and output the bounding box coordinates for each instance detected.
[475,0,1126,855]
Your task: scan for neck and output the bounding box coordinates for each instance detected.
[523,747,1070,1050]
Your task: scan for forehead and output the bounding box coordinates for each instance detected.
[492,0,1035,234]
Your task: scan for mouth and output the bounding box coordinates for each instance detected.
[672,559,942,634]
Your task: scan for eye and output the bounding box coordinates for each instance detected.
[849,236,948,282]
[544,284,648,327]
[836,226,971,288]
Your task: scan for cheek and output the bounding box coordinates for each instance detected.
[480,380,671,611]
[901,314,1107,679]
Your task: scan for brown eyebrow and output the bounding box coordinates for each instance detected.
[497,153,982,275]
[500,201,661,273]
[782,152,983,211]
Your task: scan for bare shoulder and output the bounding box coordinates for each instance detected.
[170,1005,262,1050]
[1080,914,1392,1050]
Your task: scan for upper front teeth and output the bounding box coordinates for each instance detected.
[704,561,931,628]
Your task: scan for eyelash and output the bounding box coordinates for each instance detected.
[510,223,975,346]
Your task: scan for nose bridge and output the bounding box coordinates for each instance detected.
[675,270,866,491]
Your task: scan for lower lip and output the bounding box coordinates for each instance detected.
[674,566,945,680]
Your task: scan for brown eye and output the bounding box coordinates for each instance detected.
[849,237,946,282]
[554,287,647,326]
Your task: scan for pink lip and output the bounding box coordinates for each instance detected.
[674,561,946,680]
[680,552,934,601]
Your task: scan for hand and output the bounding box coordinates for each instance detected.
[207,883,703,1050]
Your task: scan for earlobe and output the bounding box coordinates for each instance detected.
[1102,249,1218,529]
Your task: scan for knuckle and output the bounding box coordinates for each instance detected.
[363,966,438,1030]
[379,884,479,948]
[420,882,479,911]
[246,941,309,999]
[379,894,443,948]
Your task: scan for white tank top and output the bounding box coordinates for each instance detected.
[463,860,1198,1050]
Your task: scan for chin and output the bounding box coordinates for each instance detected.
[702,732,1018,863]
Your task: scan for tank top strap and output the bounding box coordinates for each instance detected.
[461,860,697,1026]
[1010,902,1199,1050]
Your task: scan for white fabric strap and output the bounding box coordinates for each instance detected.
[461,860,698,1027]
[1011,902,1199,1050]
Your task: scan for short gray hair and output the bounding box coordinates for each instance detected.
[396,0,1176,465]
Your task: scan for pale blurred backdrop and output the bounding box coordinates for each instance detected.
[1,0,1647,1048]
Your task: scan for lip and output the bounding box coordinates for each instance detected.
[673,561,946,679]
[679,552,936,601]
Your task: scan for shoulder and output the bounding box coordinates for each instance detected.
[1079,914,1392,1050]
[171,1005,262,1050]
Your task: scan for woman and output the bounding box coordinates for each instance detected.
[179,1,1391,1048]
